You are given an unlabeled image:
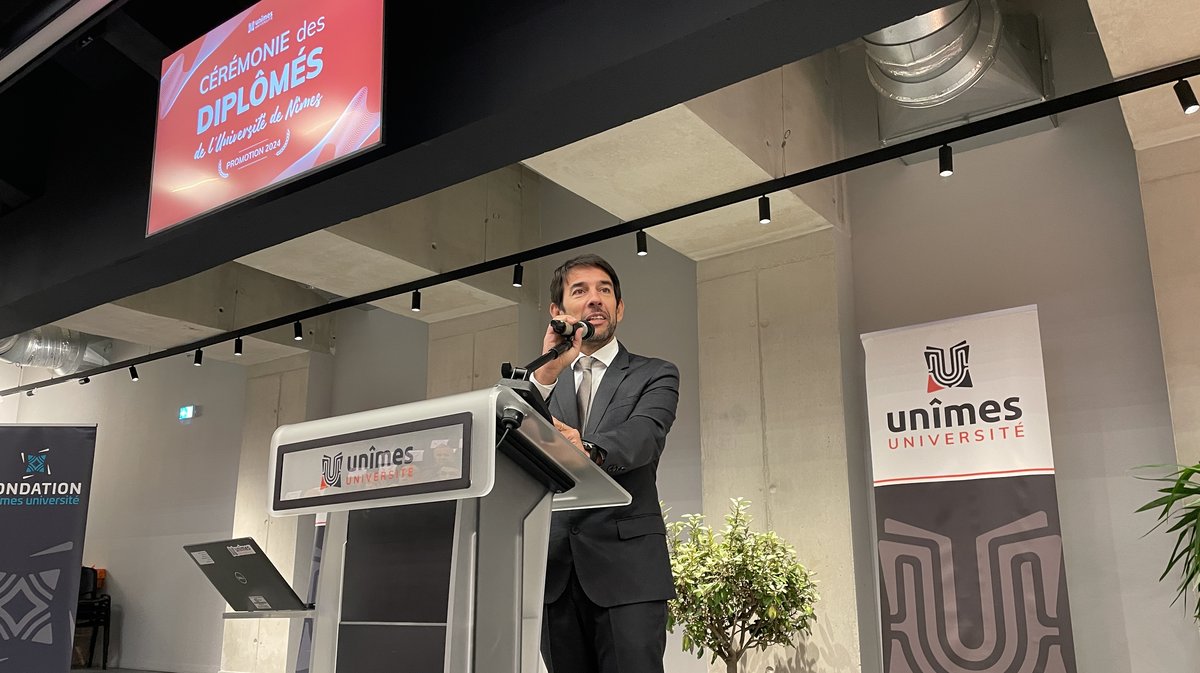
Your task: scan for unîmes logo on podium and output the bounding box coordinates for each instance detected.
[321,452,343,489]
[924,340,973,393]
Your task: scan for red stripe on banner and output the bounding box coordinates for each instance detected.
[874,467,1056,485]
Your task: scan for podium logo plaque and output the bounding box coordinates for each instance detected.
[273,412,472,512]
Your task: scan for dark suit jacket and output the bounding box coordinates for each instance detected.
[544,342,680,608]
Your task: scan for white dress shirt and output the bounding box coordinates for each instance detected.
[532,339,621,425]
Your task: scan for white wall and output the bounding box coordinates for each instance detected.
[4,354,247,673]
[842,0,1200,666]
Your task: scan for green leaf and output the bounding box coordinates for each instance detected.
[1138,462,1200,623]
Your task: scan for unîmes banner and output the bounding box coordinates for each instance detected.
[861,306,1078,673]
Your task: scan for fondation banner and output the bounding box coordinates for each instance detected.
[0,425,97,672]
[861,306,1077,673]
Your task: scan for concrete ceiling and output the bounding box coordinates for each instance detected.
[1088,0,1200,149]
[56,304,307,366]
[236,230,516,324]
[38,167,538,375]
[236,164,537,324]
[524,56,844,260]
[53,262,333,366]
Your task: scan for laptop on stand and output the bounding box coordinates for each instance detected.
[184,537,310,612]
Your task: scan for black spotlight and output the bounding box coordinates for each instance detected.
[411,289,422,312]
[129,366,139,382]
[512,263,524,288]
[234,337,244,357]
[758,195,771,224]
[293,321,304,341]
[939,144,954,177]
[26,390,34,397]
[193,349,204,367]
[636,230,648,256]
[1175,79,1199,115]
[79,377,90,385]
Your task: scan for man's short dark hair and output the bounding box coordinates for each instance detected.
[550,254,622,308]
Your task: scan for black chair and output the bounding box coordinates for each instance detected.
[77,567,111,670]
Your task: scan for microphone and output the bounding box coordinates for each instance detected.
[550,319,595,340]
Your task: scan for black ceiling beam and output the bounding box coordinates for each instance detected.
[100,11,168,78]
[5,56,1198,398]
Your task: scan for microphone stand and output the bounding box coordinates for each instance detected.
[498,338,573,421]
[500,338,573,382]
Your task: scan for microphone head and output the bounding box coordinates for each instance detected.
[549,319,595,339]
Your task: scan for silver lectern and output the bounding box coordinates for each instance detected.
[266,384,630,673]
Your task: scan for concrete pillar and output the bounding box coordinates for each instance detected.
[427,306,521,397]
[1137,136,1200,467]
[697,229,863,672]
[221,353,333,673]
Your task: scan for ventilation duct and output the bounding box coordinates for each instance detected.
[862,0,1052,155]
[0,326,110,376]
[864,0,1001,109]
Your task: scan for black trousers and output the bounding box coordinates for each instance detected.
[540,569,667,673]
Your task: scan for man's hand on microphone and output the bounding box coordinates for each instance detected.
[533,314,584,385]
[552,417,588,455]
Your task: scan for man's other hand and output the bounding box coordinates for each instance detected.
[552,417,587,455]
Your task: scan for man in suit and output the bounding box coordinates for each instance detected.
[532,253,680,673]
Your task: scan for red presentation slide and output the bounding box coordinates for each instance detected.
[147,0,383,235]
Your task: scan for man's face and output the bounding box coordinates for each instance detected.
[552,265,624,346]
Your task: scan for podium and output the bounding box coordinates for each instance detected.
[266,384,630,673]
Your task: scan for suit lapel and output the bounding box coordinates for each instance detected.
[584,344,630,436]
[549,364,580,429]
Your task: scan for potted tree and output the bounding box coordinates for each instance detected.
[1139,463,1200,622]
[666,498,818,673]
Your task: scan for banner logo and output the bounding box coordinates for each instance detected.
[924,340,973,393]
[320,453,343,489]
[21,449,51,480]
[879,511,1071,672]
